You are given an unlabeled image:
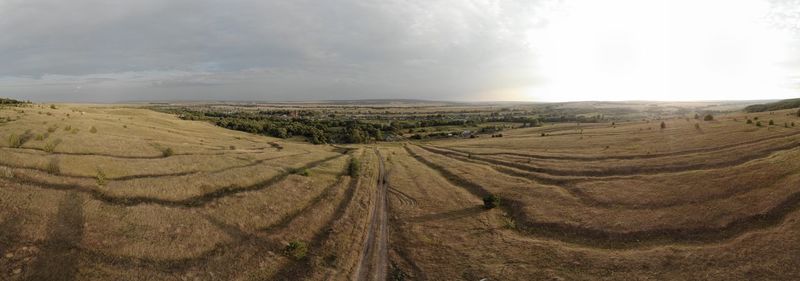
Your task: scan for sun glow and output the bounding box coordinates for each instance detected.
[528,0,798,102]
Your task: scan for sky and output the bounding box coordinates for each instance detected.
[0,0,798,102]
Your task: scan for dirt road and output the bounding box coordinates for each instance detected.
[354,148,389,281]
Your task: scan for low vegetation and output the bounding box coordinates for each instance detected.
[283,241,308,260]
[483,194,500,209]
[348,158,360,177]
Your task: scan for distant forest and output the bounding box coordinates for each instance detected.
[0,98,29,105]
[745,98,800,112]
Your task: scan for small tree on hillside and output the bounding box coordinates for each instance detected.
[703,114,714,121]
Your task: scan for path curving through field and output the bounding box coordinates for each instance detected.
[354,148,389,281]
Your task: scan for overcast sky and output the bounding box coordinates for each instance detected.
[0,0,798,102]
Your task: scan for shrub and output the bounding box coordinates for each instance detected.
[44,139,61,153]
[792,122,796,127]
[50,104,57,109]
[161,147,174,157]
[47,125,57,133]
[7,134,22,148]
[64,125,71,131]
[283,241,308,260]
[703,114,714,121]
[46,158,60,174]
[90,126,97,133]
[769,120,775,126]
[289,167,310,176]
[660,121,666,129]
[70,128,79,134]
[746,119,753,124]
[756,121,763,127]
[229,145,236,150]
[483,194,500,209]
[348,158,360,177]
[96,169,107,186]
[694,123,701,130]
[35,134,44,141]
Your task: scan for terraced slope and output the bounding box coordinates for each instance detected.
[2,105,800,280]
[0,105,376,280]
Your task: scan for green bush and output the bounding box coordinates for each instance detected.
[348,158,360,177]
[161,147,174,157]
[283,241,308,260]
[703,114,714,121]
[483,194,500,209]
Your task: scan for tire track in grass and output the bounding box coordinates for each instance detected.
[420,145,800,209]
[445,128,800,161]
[3,154,345,208]
[78,167,354,274]
[0,151,311,181]
[404,144,800,249]
[428,140,800,177]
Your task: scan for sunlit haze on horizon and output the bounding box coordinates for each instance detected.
[0,0,798,102]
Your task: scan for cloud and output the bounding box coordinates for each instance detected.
[0,0,797,102]
[0,0,549,101]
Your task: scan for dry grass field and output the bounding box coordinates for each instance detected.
[1,103,799,280]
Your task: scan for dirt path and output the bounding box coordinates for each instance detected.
[354,148,389,281]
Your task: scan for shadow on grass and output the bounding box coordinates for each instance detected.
[25,192,84,281]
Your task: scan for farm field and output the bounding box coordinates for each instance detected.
[1,102,799,280]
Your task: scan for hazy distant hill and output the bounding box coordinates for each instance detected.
[744,98,800,112]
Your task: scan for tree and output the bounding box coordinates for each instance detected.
[703,114,714,121]
[660,121,666,129]
[769,120,775,126]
